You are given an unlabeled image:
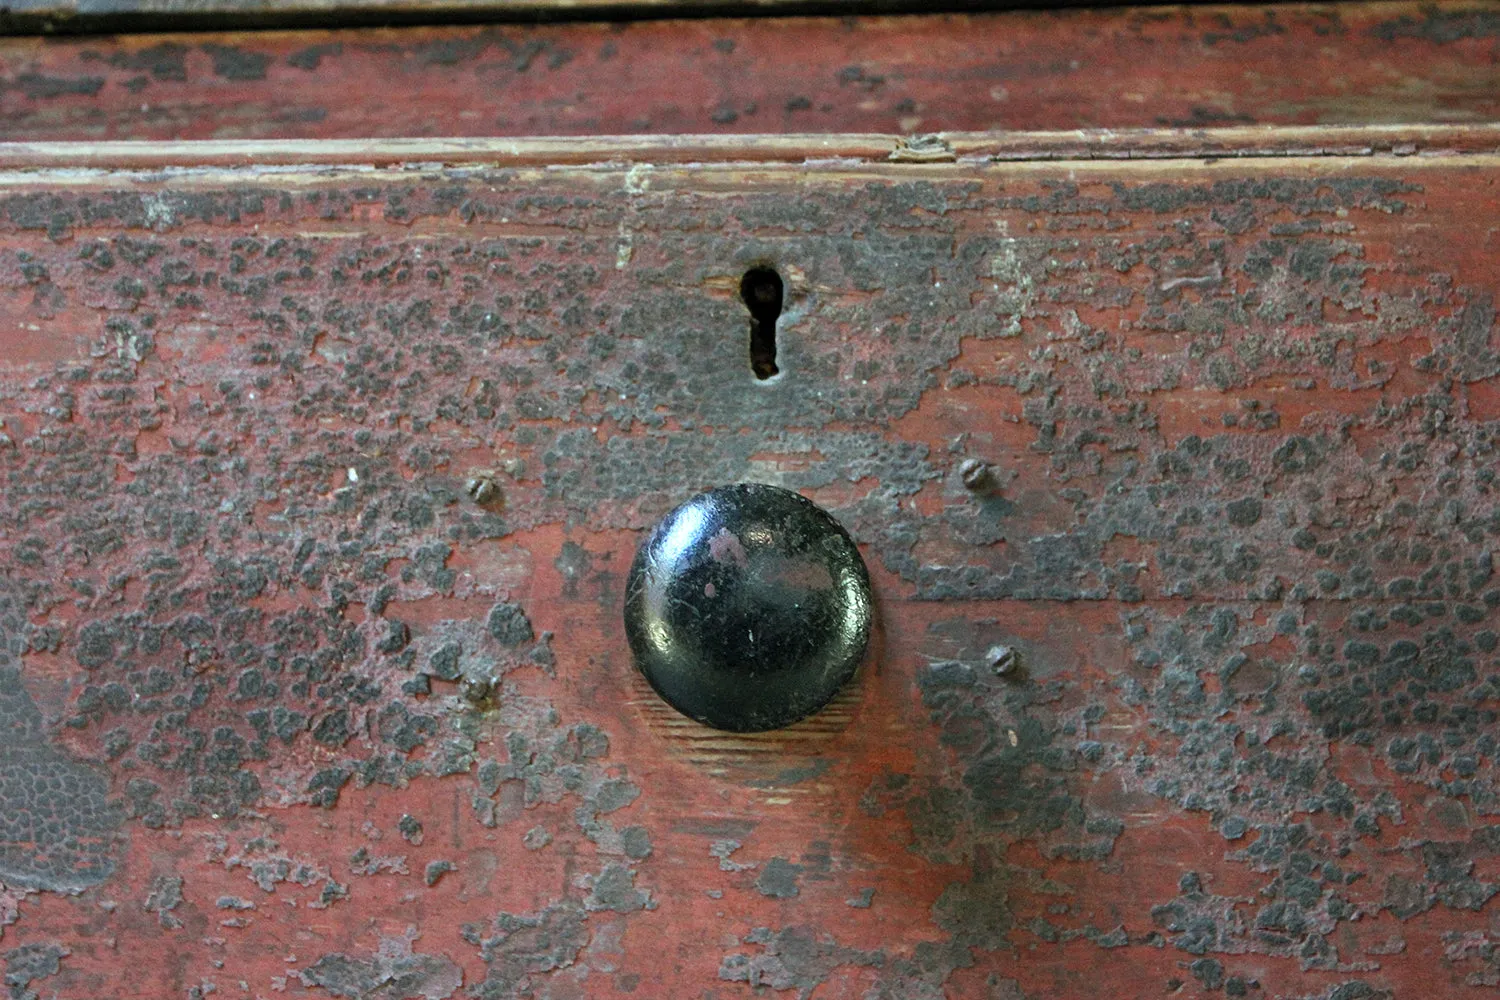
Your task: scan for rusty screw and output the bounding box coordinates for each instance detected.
[466,474,500,507]
[959,458,995,492]
[460,675,494,705]
[985,644,1017,677]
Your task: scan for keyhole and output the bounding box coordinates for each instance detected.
[741,266,783,380]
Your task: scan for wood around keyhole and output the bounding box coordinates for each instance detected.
[741,266,783,380]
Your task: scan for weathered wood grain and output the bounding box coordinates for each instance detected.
[1,134,1499,998]
[2,123,1498,169]
[1,2,1499,139]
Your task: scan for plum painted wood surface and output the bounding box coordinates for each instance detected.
[2,2,1500,140]
[1,130,1500,999]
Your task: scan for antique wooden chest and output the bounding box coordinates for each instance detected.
[2,4,1500,998]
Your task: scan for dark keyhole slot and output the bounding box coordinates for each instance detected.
[741,267,783,380]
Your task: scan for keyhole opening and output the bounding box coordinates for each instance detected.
[741,266,783,380]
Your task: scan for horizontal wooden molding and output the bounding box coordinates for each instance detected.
[0,125,1497,173]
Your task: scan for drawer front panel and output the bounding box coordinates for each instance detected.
[0,150,1498,998]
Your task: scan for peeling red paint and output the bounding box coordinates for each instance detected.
[1,3,1499,141]
[0,149,1498,999]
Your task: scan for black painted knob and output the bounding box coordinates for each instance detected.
[624,483,872,732]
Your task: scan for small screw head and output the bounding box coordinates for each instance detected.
[460,676,494,705]
[985,645,1017,676]
[466,475,500,506]
[959,459,994,492]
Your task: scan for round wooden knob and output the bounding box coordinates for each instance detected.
[624,483,872,732]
